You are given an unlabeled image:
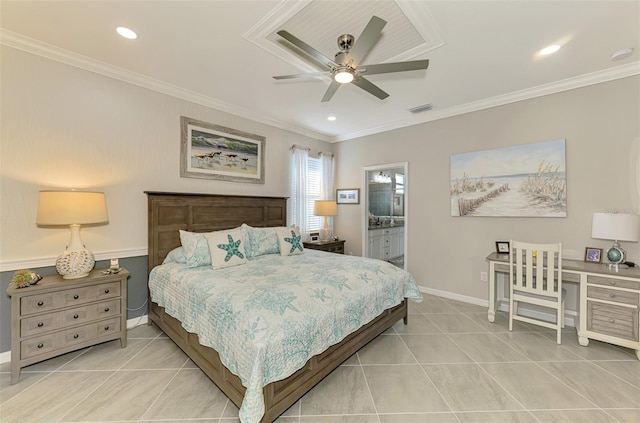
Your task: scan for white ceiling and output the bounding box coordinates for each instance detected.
[1,1,639,142]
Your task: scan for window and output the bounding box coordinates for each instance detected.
[305,157,322,232]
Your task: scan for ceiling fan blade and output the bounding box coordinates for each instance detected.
[352,76,389,100]
[321,81,341,102]
[277,30,337,68]
[273,72,330,80]
[347,16,387,66]
[358,60,429,76]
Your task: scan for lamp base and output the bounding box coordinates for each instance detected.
[319,228,332,242]
[56,248,95,279]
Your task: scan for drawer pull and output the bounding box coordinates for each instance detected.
[37,322,44,328]
[37,301,44,306]
[73,334,79,339]
[609,318,615,323]
[104,289,110,294]
[73,295,79,300]
[37,343,43,349]
[73,314,79,319]
[104,307,110,312]
[104,326,110,331]
[609,293,616,299]
[609,280,616,286]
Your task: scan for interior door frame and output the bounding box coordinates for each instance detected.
[362,162,409,270]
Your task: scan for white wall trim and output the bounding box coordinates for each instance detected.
[3,28,637,145]
[0,315,149,364]
[0,248,147,272]
[334,62,640,142]
[420,285,577,328]
[0,29,331,143]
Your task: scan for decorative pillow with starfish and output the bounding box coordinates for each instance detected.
[205,228,248,269]
[275,226,304,256]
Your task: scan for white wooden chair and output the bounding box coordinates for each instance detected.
[509,240,565,344]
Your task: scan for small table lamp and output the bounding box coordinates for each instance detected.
[314,200,338,242]
[37,190,109,279]
[592,212,640,270]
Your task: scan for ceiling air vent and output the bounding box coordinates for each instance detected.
[409,103,433,114]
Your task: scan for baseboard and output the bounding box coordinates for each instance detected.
[0,314,149,365]
[418,285,577,328]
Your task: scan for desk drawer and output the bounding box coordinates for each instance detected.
[587,275,640,291]
[587,286,639,306]
[586,301,638,342]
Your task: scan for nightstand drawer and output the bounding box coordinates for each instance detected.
[21,299,121,336]
[587,301,638,342]
[587,275,640,290]
[587,286,639,306]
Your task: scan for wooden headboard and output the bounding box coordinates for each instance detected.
[145,192,287,273]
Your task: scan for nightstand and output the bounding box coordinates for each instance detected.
[7,268,129,384]
[303,240,345,254]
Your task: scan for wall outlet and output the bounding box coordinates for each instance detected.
[480,271,488,282]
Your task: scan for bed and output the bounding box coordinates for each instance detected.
[145,192,422,422]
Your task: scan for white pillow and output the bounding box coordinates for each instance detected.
[275,226,304,256]
[205,228,248,269]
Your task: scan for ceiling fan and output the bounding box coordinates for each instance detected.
[273,15,429,102]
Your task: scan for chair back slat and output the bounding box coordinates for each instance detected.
[509,241,562,298]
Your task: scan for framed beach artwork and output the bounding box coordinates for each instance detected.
[180,116,265,184]
[336,188,360,204]
[450,139,566,217]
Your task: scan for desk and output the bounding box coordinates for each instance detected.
[486,252,640,359]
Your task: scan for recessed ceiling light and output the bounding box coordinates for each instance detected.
[539,44,561,55]
[327,116,336,121]
[116,27,137,40]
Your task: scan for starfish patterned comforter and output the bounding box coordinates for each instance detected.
[149,249,422,423]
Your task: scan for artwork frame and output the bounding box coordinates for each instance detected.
[496,241,510,254]
[336,188,360,204]
[585,247,603,263]
[450,139,566,217]
[180,116,265,184]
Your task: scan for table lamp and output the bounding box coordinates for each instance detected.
[591,212,640,270]
[314,200,337,242]
[36,190,108,279]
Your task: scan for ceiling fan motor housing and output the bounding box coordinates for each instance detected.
[337,34,354,52]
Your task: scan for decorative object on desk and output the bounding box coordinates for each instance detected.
[591,212,640,270]
[314,200,337,242]
[36,190,109,279]
[180,116,265,184]
[450,139,566,217]
[10,269,42,288]
[584,247,603,263]
[336,188,359,204]
[310,232,319,242]
[495,241,510,254]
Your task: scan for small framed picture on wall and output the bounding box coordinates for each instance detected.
[495,241,510,254]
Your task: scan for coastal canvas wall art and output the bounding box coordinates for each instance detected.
[180,116,265,184]
[450,139,566,217]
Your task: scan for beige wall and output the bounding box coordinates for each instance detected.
[333,76,640,305]
[2,45,639,309]
[0,46,329,265]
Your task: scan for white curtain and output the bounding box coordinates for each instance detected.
[289,145,309,239]
[319,151,335,234]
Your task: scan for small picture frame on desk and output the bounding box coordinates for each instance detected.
[496,241,510,254]
[585,247,603,263]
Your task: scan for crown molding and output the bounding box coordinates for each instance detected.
[0,29,332,143]
[334,61,640,142]
[2,29,637,144]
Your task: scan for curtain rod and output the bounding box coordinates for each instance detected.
[290,144,311,152]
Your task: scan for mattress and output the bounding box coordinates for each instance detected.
[149,249,422,422]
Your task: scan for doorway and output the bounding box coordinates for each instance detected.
[362,162,408,270]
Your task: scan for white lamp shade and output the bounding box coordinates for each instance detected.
[314,200,338,216]
[592,213,640,242]
[37,191,108,225]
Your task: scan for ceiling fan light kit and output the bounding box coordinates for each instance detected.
[273,15,429,102]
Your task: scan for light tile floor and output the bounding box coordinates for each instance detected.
[1,294,639,422]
